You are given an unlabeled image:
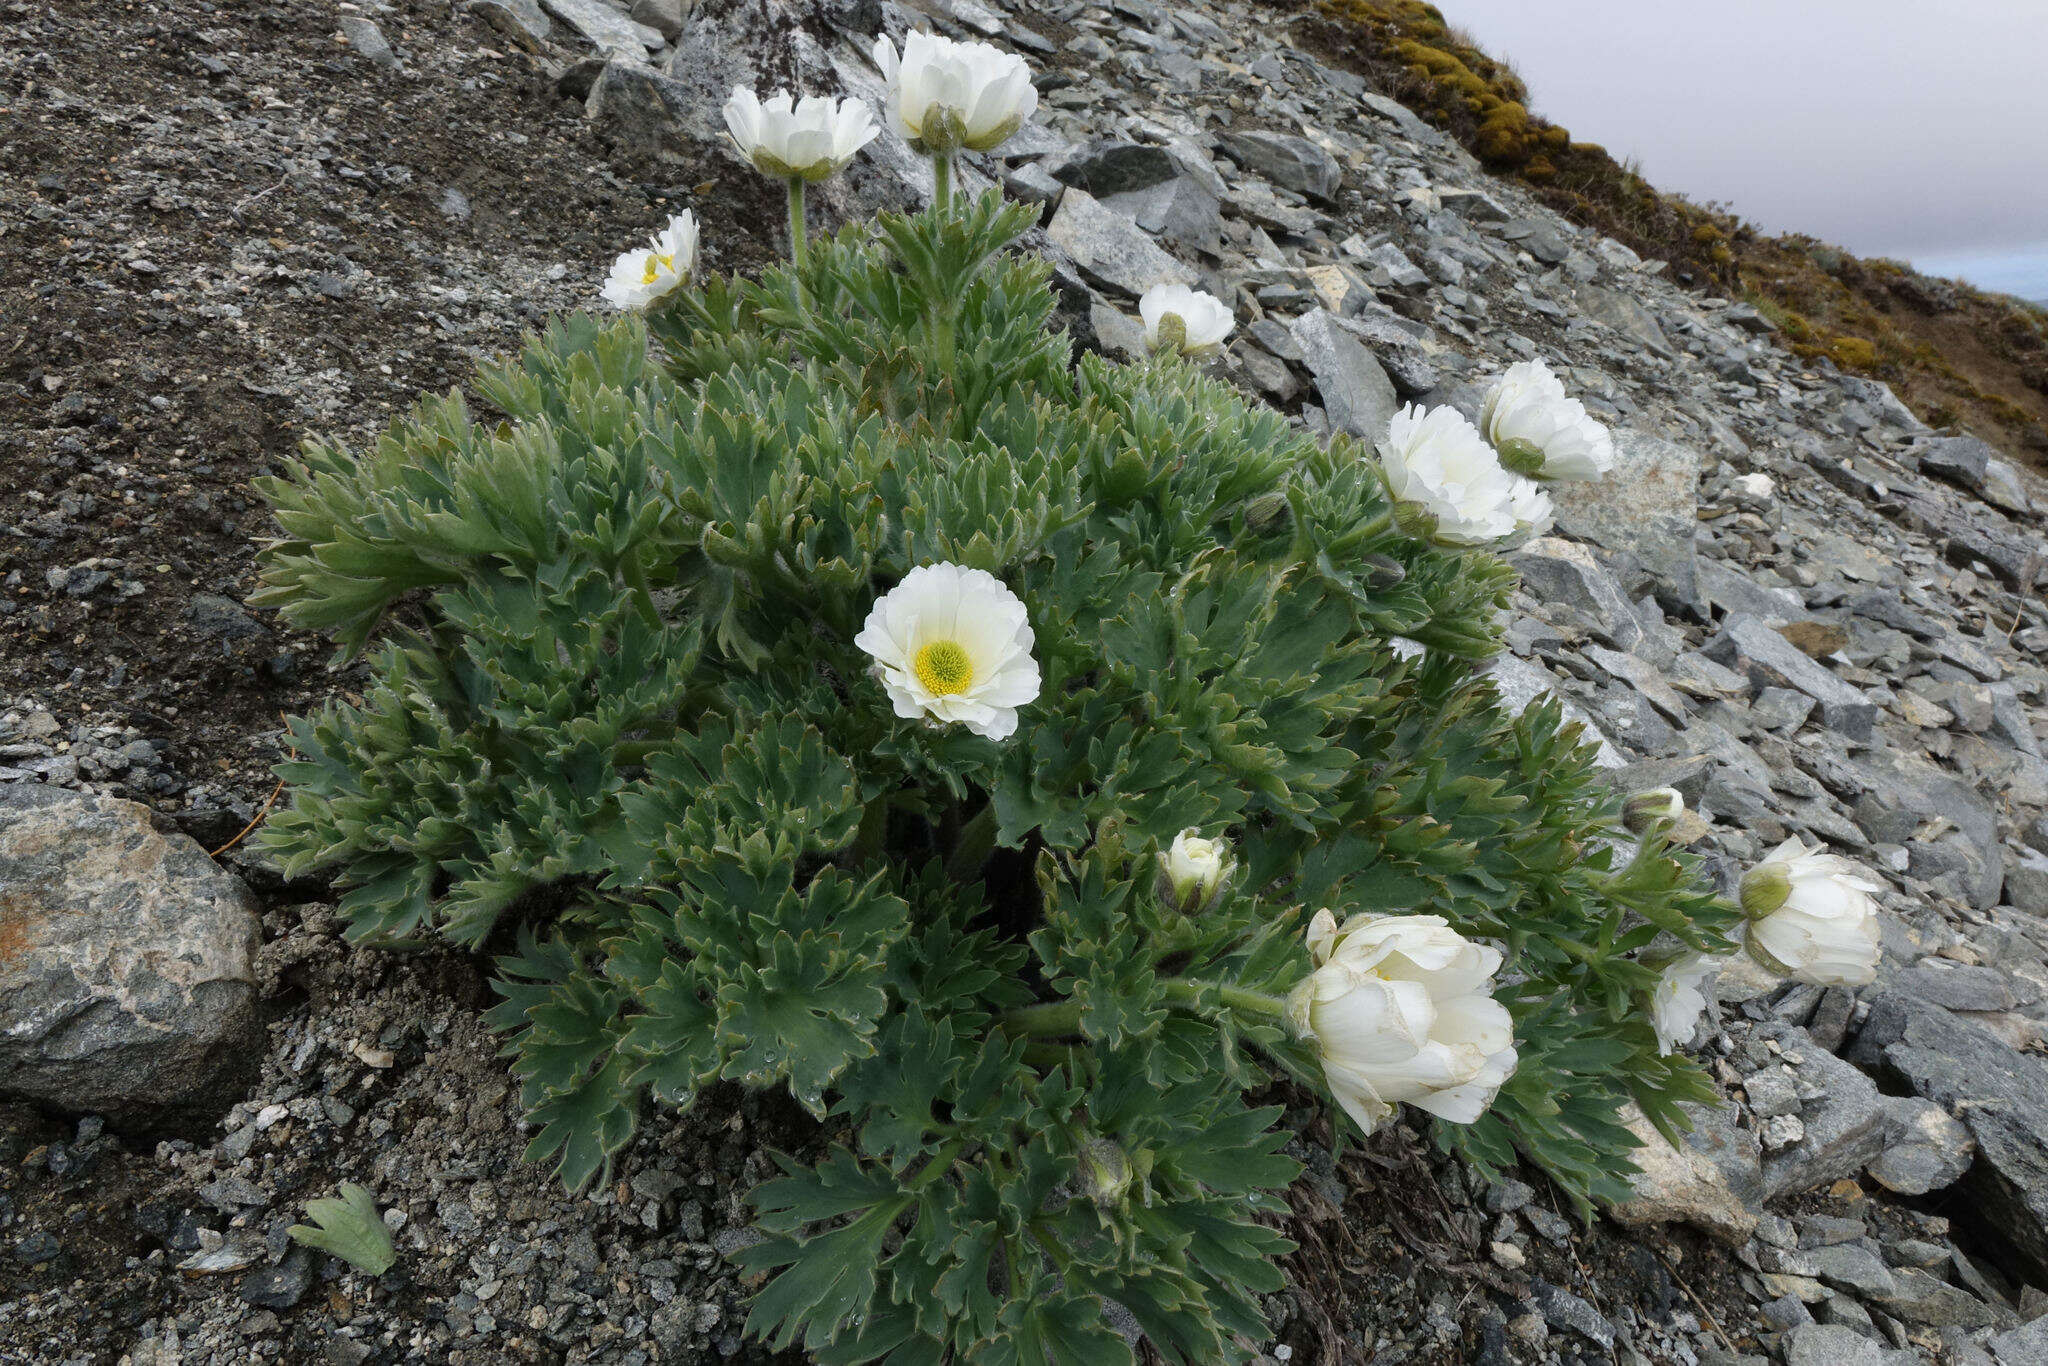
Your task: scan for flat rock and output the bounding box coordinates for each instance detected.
[541,0,658,54]
[1289,307,1396,445]
[1704,613,1876,741]
[1216,130,1340,200]
[1604,1101,1762,1245]
[1756,1023,1888,1199]
[1043,187,1197,298]
[1545,428,1699,609]
[0,786,262,1125]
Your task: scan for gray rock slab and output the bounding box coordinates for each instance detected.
[1703,614,1876,741]
[0,786,262,1125]
[1043,187,1197,298]
[1545,428,1699,610]
[1289,307,1396,445]
[1216,130,1341,200]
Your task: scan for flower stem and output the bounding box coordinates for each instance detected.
[1161,977,1290,1020]
[1001,998,1084,1037]
[785,177,808,269]
[622,554,661,630]
[931,153,952,213]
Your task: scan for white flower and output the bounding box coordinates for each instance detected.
[1139,284,1234,356]
[1740,836,1884,988]
[1288,910,1518,1136]
[1376,404,1521,545]
[600,212,698,311]
[1504,475,1554,538]
[854,563,1040,741]
[722,87,879,181]
[1478,359,1616,482]
[1650,954,1720,1054]
[871,31,1038,154]
[1158,828,1233,912]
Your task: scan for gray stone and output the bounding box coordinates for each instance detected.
[1852,991,2048,1282]
[1918,434,2032,514]
[1289,308,1396,445]
[1893,961,2014,1013]
[1051,141,1182,196]
[1545,428,1699,609]
[1043,188,1197,298]
[1704,614,1876,741]
[338,16,400,70]
[1481,655,1624,768]
[1604,1101,1762,1245]
[584,59,696,161]
[1989,1315,2048,1366]
[1867,1096,1975,1196]
[1216,130,1341,200]
[542,0,658,53]
[1873,1266,2010,1330]
[1099,178,1224,256]
[1848,745,2001,908]
[1530,1280,1613,1348]
[629,0,685,40]
[468,0,553,49]
[2008,850,2048,914]
[0,786,262,1125]
[1509,538,1645,653]
[1783,1322,1918,1366]
[1756,1024,1888,1199]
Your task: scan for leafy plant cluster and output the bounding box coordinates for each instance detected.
[253,193,1736,1362]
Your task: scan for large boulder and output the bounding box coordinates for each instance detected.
[0,785,262,1126]
[1544,428,1699,609]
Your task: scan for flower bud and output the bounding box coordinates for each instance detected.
[1738,862,1791,919]
[1622,787,1684,836]
[1078,1138,1131,1210]
[1648,953,1719,1054]
[1157,828,1233,914]
[1362,553,1406,589]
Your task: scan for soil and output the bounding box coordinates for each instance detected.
[0,0,782,840]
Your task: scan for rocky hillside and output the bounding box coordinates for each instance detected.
[6,0,2048,1363]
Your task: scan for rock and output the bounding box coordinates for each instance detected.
[468,0,553,49]
[185,593,267,642]
[1604,1102,1761,1245]
[1051,141,1183,196]
[1043,187,1197,298]
[1989,1316,2048,1366]
[1851,991,2048,1282]
[338,16,400,71]
[1704,614,1876,741]
[629,0,685,40]
[1289,308,1396,445]
[239,1247,315,1310]
[1216,130,1341,200]
[1511,540,1648,654]
[1848,745,2001,908]
[542,0,659,54]
[584,58,695,162]
[1873,1266,2010,1330]
[1530,1280,1613,1349]
[1545,428,1699,609]
[1756,1024,1888,1199]
[0,786,262,1125]
[1099,177,1224,256]
[1784,1321,1918,1365]
[1918,434,2032,514]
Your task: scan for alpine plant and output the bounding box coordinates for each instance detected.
[251,31,1752,1365]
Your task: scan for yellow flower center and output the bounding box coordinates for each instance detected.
[641,251,675,286]
[913,639,974,697]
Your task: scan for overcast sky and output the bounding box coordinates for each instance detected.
[1436,0,2048,299]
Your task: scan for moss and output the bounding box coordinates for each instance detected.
[1830,337,1879,371]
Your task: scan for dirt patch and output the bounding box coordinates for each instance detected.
[0,0,780,831]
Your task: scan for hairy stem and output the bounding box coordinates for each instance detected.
[622,554,661,630]
[1161,977,1290,1020]
[785,176,808,269]
[931,153,953,212]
